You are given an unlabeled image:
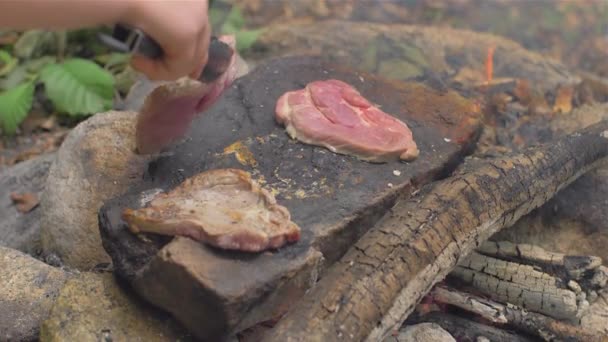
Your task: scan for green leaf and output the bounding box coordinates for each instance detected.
[0,64,29,90]
[0,82,34,135]
[0,56,58,90]
[113,66,137,94]
[13,30,58,59]
[95,52,130,70]
[39,58,114,116]
[209,8,228,31]
[0,50,18,76]
[222,5,245,32]
[235,29,263,53]
[25,56,57,73]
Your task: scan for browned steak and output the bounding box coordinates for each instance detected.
[122,169,301,252]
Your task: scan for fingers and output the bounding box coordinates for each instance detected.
[130,20,211,81]
[188,26,211,79]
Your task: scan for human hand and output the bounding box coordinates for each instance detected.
[122,0,211,81]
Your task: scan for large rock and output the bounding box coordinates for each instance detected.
[39,272,192,342]
[0,246,69,341]
[251,20,579,92]
[99,56,483,340]
[0,153,55,255]
[39,111,153,269]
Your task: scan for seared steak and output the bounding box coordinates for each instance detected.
[135,35,244,155]
[122,169,301,252]
[275,79,419,162]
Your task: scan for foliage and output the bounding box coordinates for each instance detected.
[0,29,125,135]
[39,58,115,116]
[0,82,34,134]
[213,5,264,53]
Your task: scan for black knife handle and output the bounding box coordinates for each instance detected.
[98,24,163,59]
[135,36,163,59]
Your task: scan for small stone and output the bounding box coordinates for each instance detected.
[393,170,401,176]
[587,290,598,303]
[591,266,608,288]
[444,138,451,142]
[39,272,191,342]
[0,246,69,342]
[577,299,590,317]
[576,291,587,302]
[388,183,394,188]
[384,323,455,342]
[568,280,582,294]
[476,337,491,342]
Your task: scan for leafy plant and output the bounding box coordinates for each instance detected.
[0,29,124,136]
[219,5,264,53]
[0,82,34,134]
[0,50,18,76]
[39,58,115,116]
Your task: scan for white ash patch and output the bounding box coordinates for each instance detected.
[138,188,164,206]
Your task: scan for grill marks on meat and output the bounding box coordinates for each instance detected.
[122,169,301,252]
[275,79,419,163]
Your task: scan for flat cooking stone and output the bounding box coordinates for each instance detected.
[99,56,482,340]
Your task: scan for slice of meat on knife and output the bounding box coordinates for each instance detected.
[275,79,419,163]
[122,169,301,252]
[135,35,245,155]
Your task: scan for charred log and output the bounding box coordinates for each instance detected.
[449,241,608,323]
[430,286,606,341]
[414,311,535,342]
[264,120,608,342]
[476,240,603,280]
[451,251,583,321]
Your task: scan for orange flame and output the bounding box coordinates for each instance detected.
[486,46,495,84]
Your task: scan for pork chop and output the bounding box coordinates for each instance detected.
[122,169,301,252]
[275,79,419,163]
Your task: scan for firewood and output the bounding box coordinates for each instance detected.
[415,311,535,342]
[476,240,603,279]
[431,286,607,341]
[451,251,583,321]
[264,120,608,342]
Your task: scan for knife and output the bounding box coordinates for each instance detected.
[97,23,233,83]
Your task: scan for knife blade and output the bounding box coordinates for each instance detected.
[97,23,233,83]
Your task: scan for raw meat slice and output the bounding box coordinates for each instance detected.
[122,169,301,252]
[135,35,247,154]
[275,79,419,162]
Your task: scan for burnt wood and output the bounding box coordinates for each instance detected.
[263,120,608,341]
